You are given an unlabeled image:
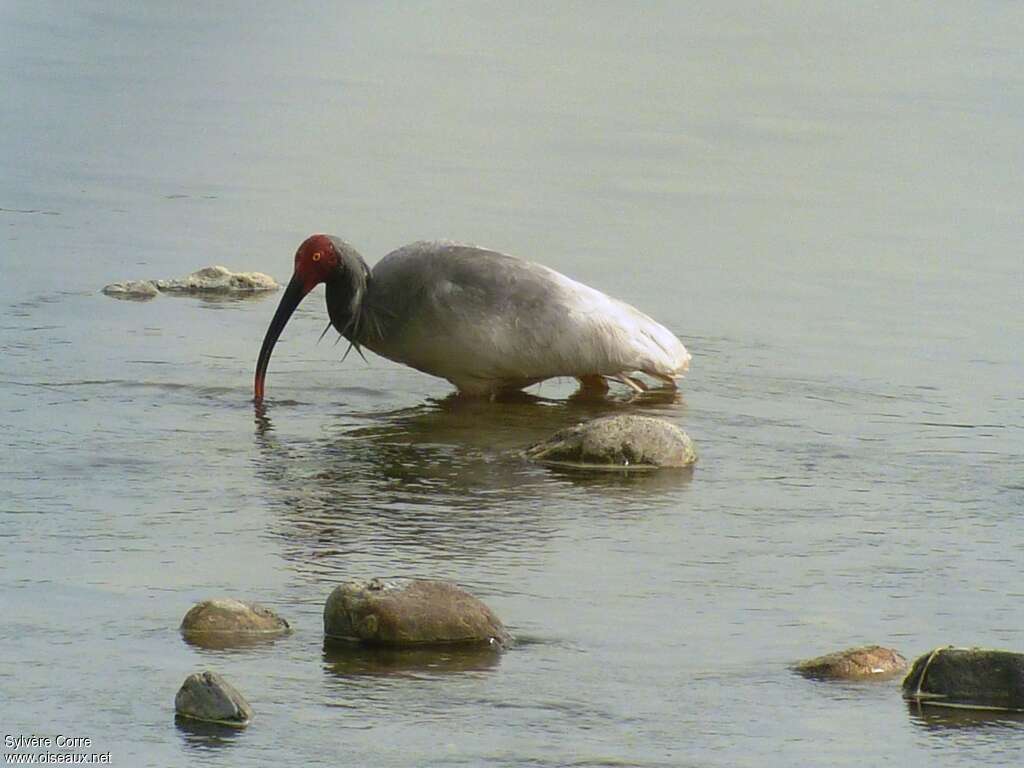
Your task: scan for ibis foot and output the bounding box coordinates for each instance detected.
[649,372,681,389]
[575,375,610,395]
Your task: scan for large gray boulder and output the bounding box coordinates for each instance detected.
[174,671,253,728]
[526,415,696,469]
[324,578,510,648]
[795,645,908,680]
[903,647,1024,711]
[180,598,290,649]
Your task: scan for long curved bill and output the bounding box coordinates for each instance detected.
[254,275,311,401]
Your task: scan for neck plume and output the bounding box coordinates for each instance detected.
[325,241,375,348]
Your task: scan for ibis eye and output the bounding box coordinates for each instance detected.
[312,252,322,262]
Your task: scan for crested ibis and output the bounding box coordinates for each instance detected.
[253,235,690,400]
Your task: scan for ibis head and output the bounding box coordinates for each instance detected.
[254,234,369,401]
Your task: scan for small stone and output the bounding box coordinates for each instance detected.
[101,280,159,300]
[180,598,290,636]
[903,647,1024,711]
[153,265,279,293]
[174,671,252,728]
[324,578,510,648]
[795,645,908,680]
[526,415,696,469]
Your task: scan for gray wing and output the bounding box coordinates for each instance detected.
[364,241,688,393]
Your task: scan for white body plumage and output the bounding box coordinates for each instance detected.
[355,241,691,395]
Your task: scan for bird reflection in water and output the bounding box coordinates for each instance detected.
[252,389,690,578]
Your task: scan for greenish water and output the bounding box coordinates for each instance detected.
[2,2,1022,766]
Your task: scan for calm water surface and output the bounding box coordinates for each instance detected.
[2,2,1022,766]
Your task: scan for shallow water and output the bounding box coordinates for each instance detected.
[2,2,1023,766]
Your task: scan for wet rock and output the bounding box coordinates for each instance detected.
[526,414,696,469]
[153,265,279,293]
[795,645,908,680]
[174,671,253,728]
[101,280,159,300]
[902,647,1024,711]
[324,578,510,648]
[180,598,290,640]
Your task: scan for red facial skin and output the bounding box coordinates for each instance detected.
[293,234,340,294]
[254,234,341,402]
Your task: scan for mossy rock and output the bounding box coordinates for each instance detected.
[526,415,696,469]
[903,647,1024,711]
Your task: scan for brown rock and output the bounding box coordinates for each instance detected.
[324,578,510,648]
[180,598,290,636]
[795,645,908,680]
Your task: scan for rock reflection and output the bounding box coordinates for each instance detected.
[181,632,290,653]
[905,700,1024,730]
[175,717,245,748]
[322,639,502,678]
[538,463,694,491]
[172,291,281,308]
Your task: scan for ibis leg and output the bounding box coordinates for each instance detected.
[575,375,610,394]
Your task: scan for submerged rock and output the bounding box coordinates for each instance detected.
[180,598,290,640]
[324,578,510,648]
[174,671,253,728]
[903,647,1024,711]
[526,415,696,469]
[795,645,908,680]
[101,280,160,300]
[153,265,279,293]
